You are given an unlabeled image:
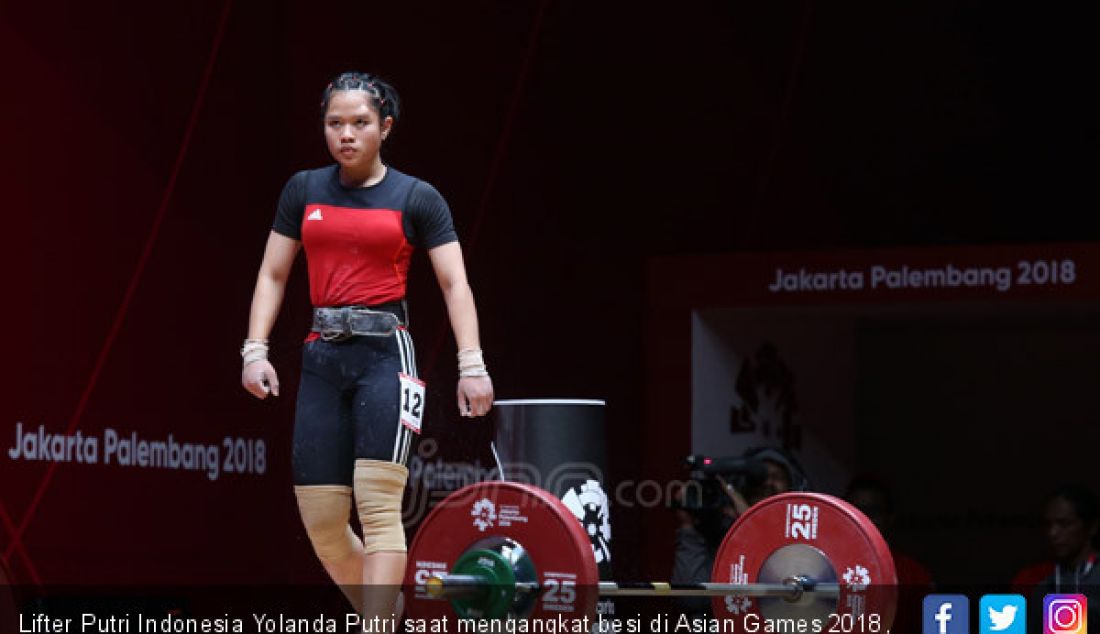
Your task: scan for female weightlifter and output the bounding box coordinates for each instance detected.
[239,71,494,617]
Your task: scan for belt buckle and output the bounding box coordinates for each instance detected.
[320,308,352,342]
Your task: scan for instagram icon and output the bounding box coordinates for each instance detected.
[1044,594,1088,634]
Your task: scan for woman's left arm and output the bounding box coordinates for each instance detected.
[428,241,495,417]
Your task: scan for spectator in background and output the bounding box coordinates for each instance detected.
[1041,485,1099,590]
[845,475,933,634]
[844,475,934,587]
[740,446,808,503]
[1014,485,1099,631]
[672,447,808,618]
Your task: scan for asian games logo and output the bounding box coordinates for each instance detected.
[471,498,496,532]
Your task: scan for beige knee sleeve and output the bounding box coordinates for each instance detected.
[353,459,409,554]
[294,485,363,563]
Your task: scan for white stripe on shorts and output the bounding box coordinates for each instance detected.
[392,328,416,464]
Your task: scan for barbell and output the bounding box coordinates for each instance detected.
[403,481,897,625]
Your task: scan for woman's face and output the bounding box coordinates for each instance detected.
[1045,496,1097,562]
[323,90,391,171]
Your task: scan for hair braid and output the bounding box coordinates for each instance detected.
[320,71,401,122]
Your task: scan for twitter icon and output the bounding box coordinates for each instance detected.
[980,594,1026,634]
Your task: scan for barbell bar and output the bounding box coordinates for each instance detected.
[427,573,841,599]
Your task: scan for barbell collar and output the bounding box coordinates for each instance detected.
[426,574,540,599]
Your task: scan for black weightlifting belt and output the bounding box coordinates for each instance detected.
[311,303,405,341]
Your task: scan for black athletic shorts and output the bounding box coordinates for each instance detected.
[291,328,419,486]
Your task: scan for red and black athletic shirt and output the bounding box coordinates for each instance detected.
[271,165,458,308]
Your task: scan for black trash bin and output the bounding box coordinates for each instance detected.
[492,399,614,582]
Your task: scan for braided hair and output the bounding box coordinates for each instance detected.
[321,71,400,122]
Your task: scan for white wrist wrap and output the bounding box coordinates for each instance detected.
[458,348,489,378]
[241,339,269,367]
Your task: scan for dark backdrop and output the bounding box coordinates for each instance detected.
[1,0,1097,585]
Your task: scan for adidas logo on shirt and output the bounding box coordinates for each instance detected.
[307,208,324,221]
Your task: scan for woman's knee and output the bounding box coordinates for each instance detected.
[295,485,363,562]
[353,459,409,554]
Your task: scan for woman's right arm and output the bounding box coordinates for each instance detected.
[241,231,302,399]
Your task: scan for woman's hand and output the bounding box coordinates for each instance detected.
[242,359,281,399]
[457,375,494,417]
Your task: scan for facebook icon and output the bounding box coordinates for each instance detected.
[924,595,970,634]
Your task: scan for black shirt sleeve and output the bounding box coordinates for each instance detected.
[271,171,307,239]
[404,180,458,249]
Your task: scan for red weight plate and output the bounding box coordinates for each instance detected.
[405,481,599,622]
[712,492,897,630]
